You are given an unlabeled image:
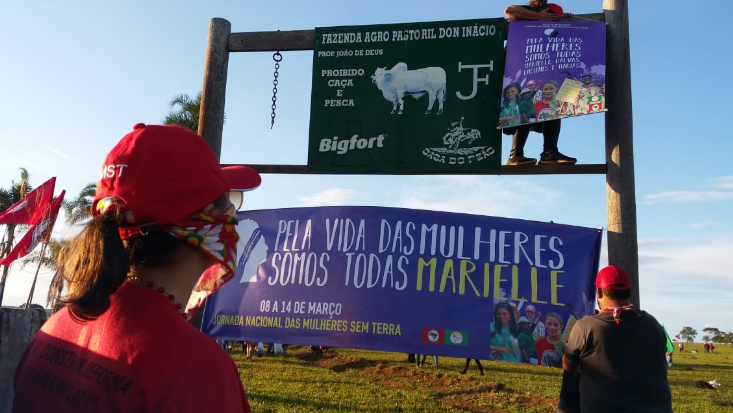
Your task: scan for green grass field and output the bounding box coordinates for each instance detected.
[231,342,733,412]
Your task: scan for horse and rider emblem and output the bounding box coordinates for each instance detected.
[421,117,495,166]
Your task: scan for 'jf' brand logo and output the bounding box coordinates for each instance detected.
[319,134,386,155]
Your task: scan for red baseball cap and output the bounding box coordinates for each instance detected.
[547,3,564,15]
[93,123,261,224]
[595,265,631,290]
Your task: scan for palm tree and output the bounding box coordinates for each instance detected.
[164,91,225,133]
[0,168,31,306]
[164,92,202,133]
[0,168,31,249]
[21,238,68,309]
[63,182,96,225]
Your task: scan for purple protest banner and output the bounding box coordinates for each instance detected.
[202,206,602,365]
[499,20,606,129]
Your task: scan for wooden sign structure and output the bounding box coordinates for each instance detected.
[195,0,639,306]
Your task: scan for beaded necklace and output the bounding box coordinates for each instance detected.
[126,276,187,319]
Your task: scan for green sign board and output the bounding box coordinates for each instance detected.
[308,19,505,174]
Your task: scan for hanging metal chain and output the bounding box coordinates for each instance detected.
[270,51,282,129]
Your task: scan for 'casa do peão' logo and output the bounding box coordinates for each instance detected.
[422,117,495,166]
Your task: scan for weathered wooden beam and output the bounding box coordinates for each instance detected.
[227,13,605,52]
[199,18,231,159]
[223,164,608,175]
[558,13,605,23]
[603,0,639,307]
[229,30,315,52]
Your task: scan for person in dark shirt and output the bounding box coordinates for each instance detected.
[563,265,672,413]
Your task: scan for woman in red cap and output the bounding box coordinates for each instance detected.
[12,124,261,413]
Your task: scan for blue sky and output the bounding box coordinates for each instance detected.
[1,0,731,341]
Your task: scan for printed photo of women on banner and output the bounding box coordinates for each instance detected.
[499,20,606,128]
[490,298,583,367]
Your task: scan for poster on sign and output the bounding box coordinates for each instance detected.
[499,20,606,129]
[202,206,602,364]
[308,19,505,174]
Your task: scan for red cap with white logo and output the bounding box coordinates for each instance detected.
[595,265,632,291]
[93,123,261,224]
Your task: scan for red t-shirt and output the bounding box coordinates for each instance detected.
[535,337,563,368]
[13,282,251,413]
[533,100,560,121]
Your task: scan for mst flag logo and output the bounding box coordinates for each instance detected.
[422,328,468,346]
[0,190,65,267]
[422,328,444,344]
[0,177,55,225]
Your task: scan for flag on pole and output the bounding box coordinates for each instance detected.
[0,177,56,225]
[0,190,65,267]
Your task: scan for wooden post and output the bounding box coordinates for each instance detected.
[192,18,231,330]
[603,0,639,307]
[198,18,231,159]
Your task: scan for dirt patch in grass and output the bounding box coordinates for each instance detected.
[300,350,558,413]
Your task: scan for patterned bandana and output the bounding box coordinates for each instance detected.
[167,213,239,316]
[600,304,637,325]
[96,196,240,317]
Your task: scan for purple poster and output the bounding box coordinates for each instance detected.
[499,20,606,129]
[202,206,602,365]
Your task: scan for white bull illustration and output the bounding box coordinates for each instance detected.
[370,62,446,115]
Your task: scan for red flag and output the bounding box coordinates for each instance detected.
[422,328,445,344]
[0,190,65,267]
[0,177,56,225]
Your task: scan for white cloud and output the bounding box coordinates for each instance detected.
[297,188,357,206]
[710,176,733,190]
[393,176,562,218]
[636,235,733,330]
[687,221,721,229]
[642,190,733,204]
[43,145,71,160]
[641,241,733,282]
[643,175,733,204]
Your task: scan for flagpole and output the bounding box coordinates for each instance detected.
[26,241,48,308]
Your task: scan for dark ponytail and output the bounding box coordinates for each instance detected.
[59,213,190,320]
[60,213,129,321]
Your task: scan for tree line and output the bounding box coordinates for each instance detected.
[678,326,733,344]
